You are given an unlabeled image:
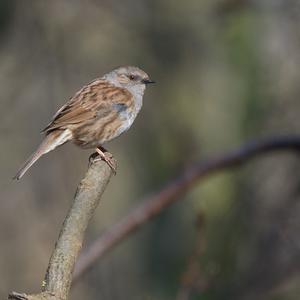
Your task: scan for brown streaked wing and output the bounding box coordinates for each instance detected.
[43,79,132,133]
[106,85,134,109]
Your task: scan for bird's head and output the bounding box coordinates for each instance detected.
[104,66,155,94]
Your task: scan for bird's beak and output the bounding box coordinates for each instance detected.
[142,78,155,84]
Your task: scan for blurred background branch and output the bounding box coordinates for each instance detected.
[176,212,209,300]
[73,135,300,283]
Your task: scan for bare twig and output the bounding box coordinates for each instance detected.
[9,154,116,300]
[176,212,209,300]
[73,136,300,282]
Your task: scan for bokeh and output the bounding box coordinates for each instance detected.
[1,1,300,299]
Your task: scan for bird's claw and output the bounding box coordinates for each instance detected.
[90,148,117,175]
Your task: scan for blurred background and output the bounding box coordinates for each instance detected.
[1,0,300,299]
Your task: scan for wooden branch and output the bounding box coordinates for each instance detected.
[73,136,300,282]
[9,154,116,300]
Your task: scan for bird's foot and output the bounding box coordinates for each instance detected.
[89,148,117,175]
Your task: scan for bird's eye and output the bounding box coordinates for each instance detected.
[128,74,136,80]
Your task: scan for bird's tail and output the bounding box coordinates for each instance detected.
[14,129,72,180]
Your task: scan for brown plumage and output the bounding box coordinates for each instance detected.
[43,79,134,147]
[14,66,154,180]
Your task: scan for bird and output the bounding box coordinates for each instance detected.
[14,66,155,180]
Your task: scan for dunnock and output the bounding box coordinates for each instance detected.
[14,66,154,180]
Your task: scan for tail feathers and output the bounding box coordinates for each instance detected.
[14,129,72,180]
[13,145,46,180]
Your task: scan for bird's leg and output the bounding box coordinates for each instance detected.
[91,146,117,175]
